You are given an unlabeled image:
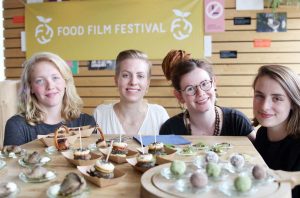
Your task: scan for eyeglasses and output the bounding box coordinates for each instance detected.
[180,80,213,96]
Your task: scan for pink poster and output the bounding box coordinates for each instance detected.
[205,0,225,32]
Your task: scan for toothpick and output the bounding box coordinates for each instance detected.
[154,132,157,143]
[79,127,82,150]
[139,133,144,154]
[106,140,113,162]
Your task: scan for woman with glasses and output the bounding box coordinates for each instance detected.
[253,65,300,198]
[159,50,255,139]
[93,49,169,136]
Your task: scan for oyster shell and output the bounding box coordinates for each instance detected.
[25,165,48,179]
[59,172,86,196]
[23,151,41,164]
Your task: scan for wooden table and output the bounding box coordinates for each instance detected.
[0,135,291,198]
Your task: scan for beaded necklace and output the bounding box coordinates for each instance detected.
[183,106,221,136]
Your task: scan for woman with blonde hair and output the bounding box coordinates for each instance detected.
[4,52,96,145]
[93,49,169,136]
[253,65,300,198]
[159,50,255,139]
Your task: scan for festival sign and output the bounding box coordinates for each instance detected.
[25,0,204,60]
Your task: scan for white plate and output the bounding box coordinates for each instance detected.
[47,184,89,198]
[87,143,97,151]
[0,149,26,159]
[177,147,197,156]
[223,162,252,174]
[0,182,20,198]
[45,146,58,155]
[175,178,213,194]
[0,160,6,170]
[19,171,56,183]
[218,181,257,197]
[18,156,51,167]
[192,142,209,151]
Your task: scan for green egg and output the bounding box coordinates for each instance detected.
[234,175,252,192]
[206,162,221,177]
[170,160,186,176]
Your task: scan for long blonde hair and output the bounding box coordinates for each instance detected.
[19,52,83,125]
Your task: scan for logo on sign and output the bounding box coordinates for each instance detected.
[171,9,192,40]
[35,16,54,44]
[205,1,223,19]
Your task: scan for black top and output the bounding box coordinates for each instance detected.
[4,113,96,146]
[254,127,300,198]
[159,107,253,136]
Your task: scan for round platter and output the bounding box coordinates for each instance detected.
[141,163,291,198]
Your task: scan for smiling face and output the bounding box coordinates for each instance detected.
[253,75,291,130]
[115,58,150,103]
[176,67,216,114]
[30,61,66,110]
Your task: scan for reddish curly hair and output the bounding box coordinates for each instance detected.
[161,50,191,80]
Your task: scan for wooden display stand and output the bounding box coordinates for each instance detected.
[140,163,292,198]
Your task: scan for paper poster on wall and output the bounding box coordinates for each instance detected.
[204,35,212,57]
[66,60,79,75]
[253,39,271,47]
[27,0,43,3]
[21,31,26,52]
[13,16,25,24]
[89,60,116,70]
[236,0,263,10]
[205,0,225,32]
[25,0,204,60]
[257,13,287,32]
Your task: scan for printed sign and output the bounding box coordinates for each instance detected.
[220,51,237,58]
[25,0,204,60]
[205,0,225,32]
[234,17,251,25]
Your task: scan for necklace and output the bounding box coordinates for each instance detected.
[183,106,221,136]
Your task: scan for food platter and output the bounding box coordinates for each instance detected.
[140,163,291,198]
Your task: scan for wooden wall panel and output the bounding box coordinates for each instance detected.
[3,0,300,119]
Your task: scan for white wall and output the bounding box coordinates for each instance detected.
[0,2,4,81]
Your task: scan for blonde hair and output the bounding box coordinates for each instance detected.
[19,52,83,125]
[115,49,151,78]
[252,65,300,138]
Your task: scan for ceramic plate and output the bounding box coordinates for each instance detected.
[218,181,257,197]
[47,184,89,198]
[0,149,26,159]
[0,182,20,198]
[0,160,6,170]
[177,147,197,156]
[18,156,51,167]
[19,171,56,183]
[175,178,213,194]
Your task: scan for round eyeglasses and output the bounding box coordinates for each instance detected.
[180,80,213,96]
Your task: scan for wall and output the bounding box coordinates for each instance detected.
[3,0,300,119]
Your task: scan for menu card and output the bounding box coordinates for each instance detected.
[133,135,191,146]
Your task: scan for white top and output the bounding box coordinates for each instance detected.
[93,103,169,135]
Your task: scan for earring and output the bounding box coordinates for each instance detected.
[178,101,186,113]
[214,88,218,105]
